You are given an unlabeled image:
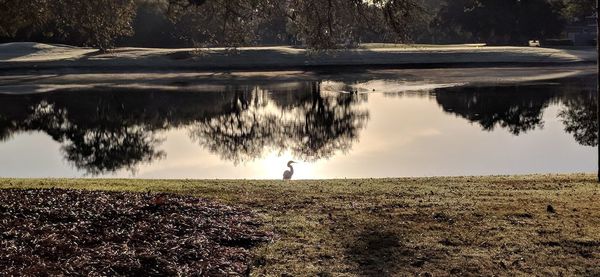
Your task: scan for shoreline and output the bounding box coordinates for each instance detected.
[0,172,596,181]
[0,64,595,95]
[0,42,596,72]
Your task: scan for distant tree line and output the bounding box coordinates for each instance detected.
[0,0,595,49]
[0,0,421,49]
[429,0,595,45]
[0,0,137,50]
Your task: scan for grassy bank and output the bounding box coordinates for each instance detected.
[0,43,596,72]
[1,174,599,276]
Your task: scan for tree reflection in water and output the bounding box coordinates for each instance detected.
[558,90,598,147]
[434,77,597,141]
[435,85,558,135]
[189,82,370,163]
[0,82,369,174]
[2,96,167,175]
[0,75,595,175]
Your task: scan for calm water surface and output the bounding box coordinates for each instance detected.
[0,71,596,179]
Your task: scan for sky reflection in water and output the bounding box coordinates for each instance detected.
[0,74,596,179]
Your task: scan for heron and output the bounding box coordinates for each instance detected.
[283,161,297,180]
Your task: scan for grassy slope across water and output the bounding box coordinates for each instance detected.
[0,43,596,72]
[1,174,599,276]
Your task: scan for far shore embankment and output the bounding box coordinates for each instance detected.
[0,42,596,72]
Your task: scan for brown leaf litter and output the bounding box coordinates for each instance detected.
[0,189,272,276]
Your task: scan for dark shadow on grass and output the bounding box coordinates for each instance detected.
[346,228,420,277]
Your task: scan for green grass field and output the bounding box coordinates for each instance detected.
[2,174,599,276]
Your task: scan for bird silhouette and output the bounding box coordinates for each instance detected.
[283,161,297,180]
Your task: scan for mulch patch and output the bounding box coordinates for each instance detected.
[0,189,272,276]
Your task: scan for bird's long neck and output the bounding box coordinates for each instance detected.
[288,164,294,174]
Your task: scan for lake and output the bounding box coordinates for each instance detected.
[0,66,596,179]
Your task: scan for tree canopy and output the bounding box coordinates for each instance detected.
[0,0,136,50]
[0,0,593,48]
[432,0,565,45]
[559,0,596,23]
[0,0,422,49]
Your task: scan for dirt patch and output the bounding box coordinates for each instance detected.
[0,189,272,276]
